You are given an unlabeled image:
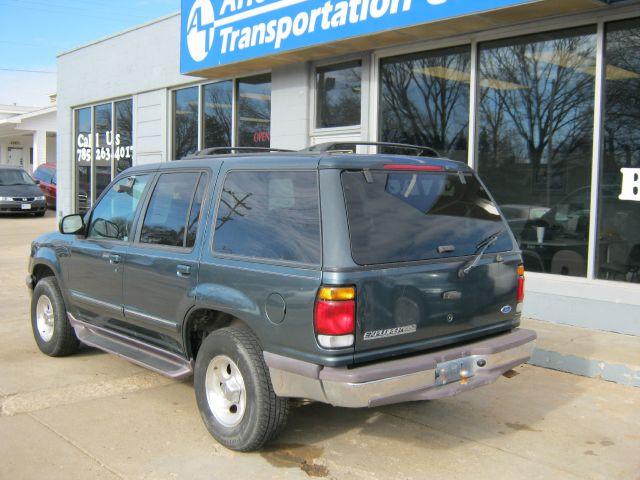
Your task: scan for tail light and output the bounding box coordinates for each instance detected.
[516,264,525,312]
[314,286,355,349]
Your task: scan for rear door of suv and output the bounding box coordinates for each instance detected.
[121,168,215,354]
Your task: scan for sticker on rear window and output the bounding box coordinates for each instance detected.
[363,324,417,341]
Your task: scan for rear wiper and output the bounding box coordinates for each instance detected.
[458,229,504,278]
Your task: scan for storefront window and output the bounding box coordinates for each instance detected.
[380,47,470,161]
[75,107,91,213]
[597,18,640,283]
[316,61,361,128]
[237,74,271,148]
[477,27,597,277]
[173,87,199,159]
[94,103,112,200]
[115,99,134,174]
[203,81,232,149]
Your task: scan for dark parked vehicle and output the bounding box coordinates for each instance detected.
[27,144,535,451]
[33,163,57,209]
[0,165,46,216]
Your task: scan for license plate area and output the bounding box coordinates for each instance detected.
[21,204,31,210]
[435,357,476,386]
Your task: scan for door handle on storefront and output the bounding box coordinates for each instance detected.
[177,264,191,277]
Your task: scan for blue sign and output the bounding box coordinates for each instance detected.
[180,0,538,74]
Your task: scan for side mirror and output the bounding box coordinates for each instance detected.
[59,214,85,235]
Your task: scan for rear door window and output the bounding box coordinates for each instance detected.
[139,172,205,248]
[341,170,513,265]
[213,170,321,265]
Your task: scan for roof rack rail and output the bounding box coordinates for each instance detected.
[190,146,295,157]
[301,141,440,158]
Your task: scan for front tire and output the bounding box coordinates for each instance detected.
[194,326,289,452]
[31,276,79,356]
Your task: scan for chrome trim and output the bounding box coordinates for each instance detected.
[123,307,178,330]
[69,291,122,316]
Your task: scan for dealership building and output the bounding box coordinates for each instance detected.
[56,0,640,336]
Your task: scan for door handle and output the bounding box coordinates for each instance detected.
[102,253,121,265]
[177,264,191,277]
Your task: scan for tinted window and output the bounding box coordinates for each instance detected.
[173,87,199,159]
[214,171,320,264]
[342,170,512,265]
[88,175,149,241]
[477,27,596,277]
[316,61,361,128]
[186,174,208,248]
[140,172,201,247]
[237,74,271,148]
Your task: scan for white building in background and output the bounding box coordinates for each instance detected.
[0,96,57,173]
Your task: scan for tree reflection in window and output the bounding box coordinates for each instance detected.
[477,27,597,277]
[380,47,470,161]
[173,87,199,159]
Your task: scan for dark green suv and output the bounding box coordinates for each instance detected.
[27,144,535,451]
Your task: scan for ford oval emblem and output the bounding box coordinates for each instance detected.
[501,305,513,314]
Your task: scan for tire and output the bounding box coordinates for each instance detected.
[31,276,79,357]
[35,211,46,217]
[194,326,289,452]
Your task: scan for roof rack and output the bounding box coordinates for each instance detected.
[302,141,440,158]
[191,146,294,156]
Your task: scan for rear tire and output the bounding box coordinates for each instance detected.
[31,276,79,356]
[194,326,289,452]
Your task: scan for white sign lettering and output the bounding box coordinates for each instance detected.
[619,168,640,202]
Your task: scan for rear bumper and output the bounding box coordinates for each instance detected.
[265,328,536,408]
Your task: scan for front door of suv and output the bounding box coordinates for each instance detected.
[122,170,213,354]
[66,174,151,329]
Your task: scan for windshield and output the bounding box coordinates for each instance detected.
[0,169,35,186]
[341,170,513,265]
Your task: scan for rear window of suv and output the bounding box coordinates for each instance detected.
[341,169,513,265]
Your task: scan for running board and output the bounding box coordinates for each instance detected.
[68,313,193,379]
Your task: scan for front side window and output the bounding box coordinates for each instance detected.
[477,27,597,277]
[342,170,511,265]
[237,74,271,148]
[214,171,320,264]
[379,47,470,161]
[87,175,149,241]
[316,61,362,128]
[597,18,640,283]
[173,87,199,159]
[139,172,203,247]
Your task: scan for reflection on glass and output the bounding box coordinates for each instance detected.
[477,28,597,277]
[380,47,470,161]
[316,61,361,128]
[75,107,91,213]
[186,174,207,248]
[214,171,320,264]
[115,99,134,173]
[94,103,112,200]
[173,87,199,159]
[237,74,271,148]
[140,172,201,247]
[597,18,640,283]
[203,81,232,149]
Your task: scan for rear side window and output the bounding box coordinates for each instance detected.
[213,170,321,264]
[140,172,206,248]
[34,167,52,183]
[342,170,513,265]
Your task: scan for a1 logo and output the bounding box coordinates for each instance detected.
[619,168,640,202]
[187,0,216,62]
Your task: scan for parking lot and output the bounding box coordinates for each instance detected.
[1,211,639,480]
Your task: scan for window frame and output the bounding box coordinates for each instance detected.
[132,168,212,253]
[169,72,272,160]
[314,59,363,130]
[71,96,135,213]
[209,168,323,269]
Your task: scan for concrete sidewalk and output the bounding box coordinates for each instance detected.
[525,318,640,387]
[1,212,639,480]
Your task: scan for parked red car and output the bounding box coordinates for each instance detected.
[33,163,56,209]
